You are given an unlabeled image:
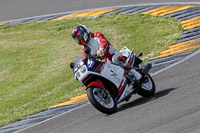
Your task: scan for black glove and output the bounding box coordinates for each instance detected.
[70,62,74,69]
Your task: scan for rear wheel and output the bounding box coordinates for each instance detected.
[137,74,156,97]
[87,87,117,114]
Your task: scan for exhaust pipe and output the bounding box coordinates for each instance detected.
[141,63,152,76]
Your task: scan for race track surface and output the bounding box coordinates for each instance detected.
[19,50,200,133]
[0,0,199,21]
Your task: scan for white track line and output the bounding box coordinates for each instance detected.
[14,103,90,133]
[152,49,200,76]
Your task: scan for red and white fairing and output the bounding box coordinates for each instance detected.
[100,60,134,102]
[75,55,135,103]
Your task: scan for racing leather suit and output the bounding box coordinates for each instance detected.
[82,32,142,81]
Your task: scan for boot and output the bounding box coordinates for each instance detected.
[128,69,142,81]
[127,69,142,89]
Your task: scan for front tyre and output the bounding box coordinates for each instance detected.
[87,87,117,114]
[137,74,156,97]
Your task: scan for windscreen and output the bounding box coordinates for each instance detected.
[73,54,84,73]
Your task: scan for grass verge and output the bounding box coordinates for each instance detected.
[0,13,183,126]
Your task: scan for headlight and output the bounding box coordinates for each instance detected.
[80,66,86,73]
[76,72,81,78]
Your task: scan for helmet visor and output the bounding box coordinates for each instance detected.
[74,34,83,45]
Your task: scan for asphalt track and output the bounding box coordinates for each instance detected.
[18,49,200,133]
[0,0,200,22]
[1,0,200,133]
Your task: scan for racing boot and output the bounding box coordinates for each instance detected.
[125,69,141,93]
[129,69,142,81]
[124,64,142,90]
[124,64,142,82]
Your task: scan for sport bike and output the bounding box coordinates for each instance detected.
[70,47,156,114]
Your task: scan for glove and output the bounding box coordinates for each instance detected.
[124,63,132,70]
[70,62,74,69]
[97,49,103,57]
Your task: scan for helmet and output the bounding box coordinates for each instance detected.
[72,24,90,46]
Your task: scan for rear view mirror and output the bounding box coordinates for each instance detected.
[138,52,143,57]
[70,62,74,69]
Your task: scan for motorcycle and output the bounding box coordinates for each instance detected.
[70,46,156,114]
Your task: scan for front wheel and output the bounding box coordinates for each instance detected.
[137,74,156,97]
[87,87,117,114]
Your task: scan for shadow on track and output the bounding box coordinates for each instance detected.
[117,87,178,113]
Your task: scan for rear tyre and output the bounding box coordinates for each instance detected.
[137,74,156,97]
[87,87,117,114]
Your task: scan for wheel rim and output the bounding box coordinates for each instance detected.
[92,87,114,109]
[142,76,153,91]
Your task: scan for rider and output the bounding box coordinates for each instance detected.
[71,24,142,82]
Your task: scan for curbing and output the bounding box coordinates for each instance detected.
[49,94,88,109]
[1,3,200,133]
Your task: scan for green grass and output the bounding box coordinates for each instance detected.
[0,13,183,126]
